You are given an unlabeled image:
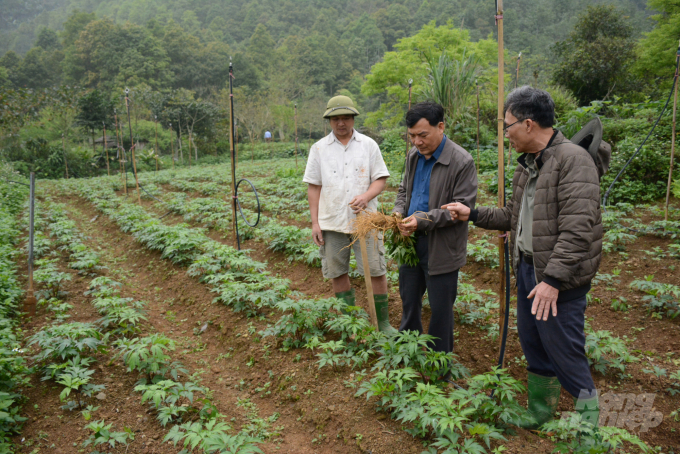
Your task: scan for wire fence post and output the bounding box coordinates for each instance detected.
[24,172,37,317]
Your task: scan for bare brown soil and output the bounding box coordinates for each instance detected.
[13,174,680,453]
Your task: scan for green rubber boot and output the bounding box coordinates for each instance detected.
[374,294,397,334]
[574,392,600,428]
[335,289,355,314]
[509,372,562,429]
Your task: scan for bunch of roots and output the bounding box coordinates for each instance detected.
[349,209,429,246]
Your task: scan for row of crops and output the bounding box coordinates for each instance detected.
[3,157,679,452]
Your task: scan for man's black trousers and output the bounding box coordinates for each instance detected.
[398,235,458,354]
[516,255,596,398]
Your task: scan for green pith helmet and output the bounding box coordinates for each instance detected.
[323,95,360,118]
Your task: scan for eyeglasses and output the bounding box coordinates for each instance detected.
[503,120,521,133]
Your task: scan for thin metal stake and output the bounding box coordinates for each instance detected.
[124,89,142,205]
[24,172,37,317]
[103,122,110,176]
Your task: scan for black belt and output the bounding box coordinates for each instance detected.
[523,254,534,266]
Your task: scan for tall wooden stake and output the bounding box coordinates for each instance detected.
[103,122,110,176]
[61,134,69,179]
[476,81,481,171]
[359,237,379,329]
[125,89,142,205]
[496,0,507,359]
[294,104,299,170]
[24,172,36,317]
[228,58,239,247]
[665,41,680,226]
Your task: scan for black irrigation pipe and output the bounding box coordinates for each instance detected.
[603,42,680,224]
[234,178,262,251]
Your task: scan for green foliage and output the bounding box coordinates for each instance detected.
[552,5,639,104]
[261,298,342,350]
[542,414,650,453]
[362,22,496,129]
[636,0,680,86]
[466,238,499,268]
[83,420,134,448]
[584,324,638,375]
[385,229,418,267]
[114,334,186,383]
[630,277,680,319]
[29,322,106,363]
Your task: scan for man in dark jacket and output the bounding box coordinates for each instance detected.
[393,102,477,359]
[444,86,602,429]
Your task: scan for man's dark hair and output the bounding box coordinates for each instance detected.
[405,102,445,128]
[504,86,555,128]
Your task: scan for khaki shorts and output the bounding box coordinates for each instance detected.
[320,230,386,279]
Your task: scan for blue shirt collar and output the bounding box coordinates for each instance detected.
[416,135,446,161]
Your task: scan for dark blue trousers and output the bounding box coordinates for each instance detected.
[516,256,596,398]
[398,235,458,354]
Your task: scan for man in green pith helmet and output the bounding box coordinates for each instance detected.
[303,95,396,333]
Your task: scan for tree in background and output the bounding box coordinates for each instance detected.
[362,21,496,129]
[76,89,114,155]
[421,51,481,128]
[552,5,638,105]
[636,0,680,88]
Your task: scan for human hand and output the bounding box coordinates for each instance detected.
[440,202,470,221]
[528,282,559,321]
[398,216,418,236]
[349,193,371,213]
[312,224,324,246]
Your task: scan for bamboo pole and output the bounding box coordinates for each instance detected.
[125,90,142,205]
[61,134,69,179]
[664,41,680,226]
[476,81,481,171]
[103,122,110,176]
[496,0,507,357]
[228,58,239,247]
[294,103,299,170]
[359,237,379,329]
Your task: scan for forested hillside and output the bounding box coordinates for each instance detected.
[0,0,678,203]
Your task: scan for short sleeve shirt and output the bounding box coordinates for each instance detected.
[303,130,390,233]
